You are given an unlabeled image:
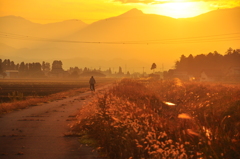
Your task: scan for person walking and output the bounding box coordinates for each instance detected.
[89,76,96,91]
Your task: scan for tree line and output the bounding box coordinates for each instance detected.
[174,48,240,76]
[0,59,129,78]
[0,59,71,78]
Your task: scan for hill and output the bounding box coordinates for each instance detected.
[69,7,240,41]
[0,8,239,71]
[0,15,88,48]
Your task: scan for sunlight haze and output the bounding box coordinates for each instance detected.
[0,0,240,72]
[0,1,240,158]
[0,0,239,23]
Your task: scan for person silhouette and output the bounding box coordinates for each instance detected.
[89,76,96,91]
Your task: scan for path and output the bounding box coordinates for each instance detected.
[0,85,110,159]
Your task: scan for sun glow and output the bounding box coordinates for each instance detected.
[146,2,210,18]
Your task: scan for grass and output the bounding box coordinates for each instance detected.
[72,78,240,159]
[0,87,89,114]
[0,78,116,114]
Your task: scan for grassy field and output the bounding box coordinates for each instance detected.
[73,78,240,159]
[0,78,116,114]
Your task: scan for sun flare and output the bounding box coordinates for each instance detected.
[147,2,209,18]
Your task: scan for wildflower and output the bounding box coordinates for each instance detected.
[178,113,191,119]
[163,101,176,106]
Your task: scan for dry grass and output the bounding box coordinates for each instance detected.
[0,87,89,114]
[72,78,240,159]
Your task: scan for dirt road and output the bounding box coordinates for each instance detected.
[0,85,110,159]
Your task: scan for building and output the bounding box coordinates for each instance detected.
[5,70,19,78]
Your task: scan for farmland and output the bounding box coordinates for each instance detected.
[0,78,114,103]
[0,79,86,103]
[0,78,116,114]
[73,78,240,159]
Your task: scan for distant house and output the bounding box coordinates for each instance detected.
[200,69,223,82]
[5,70,19,78]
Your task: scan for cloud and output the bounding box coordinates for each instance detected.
[113,0,156,4]
[113,0,240,5]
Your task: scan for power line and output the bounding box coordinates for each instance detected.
[0,31,239,44]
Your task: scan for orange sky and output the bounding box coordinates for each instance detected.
[0,0,239,24]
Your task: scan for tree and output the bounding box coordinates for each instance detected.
[69,70,79,78]
[151,63,157,73]
[45,62,51,72]
[0,59,3,74]
[52,60,63,70]
[126,71,130,76]
[108,68,112,74]
[10,61,15,70]
[225,47,233,55]
[51,60,64,74]
[34,63,42,72]
[83,67,89,72]
[118,67,123,75]
[175,61,180,69]
[42,61,46,71]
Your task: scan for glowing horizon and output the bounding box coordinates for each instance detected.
[0,0,239,24]
[143,1,211,19]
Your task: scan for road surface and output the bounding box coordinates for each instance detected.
[0,85,110,159]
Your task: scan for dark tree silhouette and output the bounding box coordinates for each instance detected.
[174,48,240,76]
[151,63,157,73]
[108,68,112,74]
[0,59,2,74]
[118,67,123,74]
[52,60,63,70]
[51,60,64,74]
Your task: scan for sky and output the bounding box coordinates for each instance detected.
[0,0,240,24]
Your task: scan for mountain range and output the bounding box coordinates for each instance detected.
[0,7,240,72]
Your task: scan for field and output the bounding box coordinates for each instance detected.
[73,78,240,159]
[0,79,87,103]
[0,78,116,114]
[0,78,115,103]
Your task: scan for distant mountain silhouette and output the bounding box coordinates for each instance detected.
[119,8,144,17]
[0,7,239,71]
[69,8,180,41]
[69,7,240,42]
[0,15,88,48]
[191,7,240,22]
[0,16,40,34]
[0,15,87,35]
[34,19,88,37]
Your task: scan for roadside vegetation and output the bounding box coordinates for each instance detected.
[72,78,240,159]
